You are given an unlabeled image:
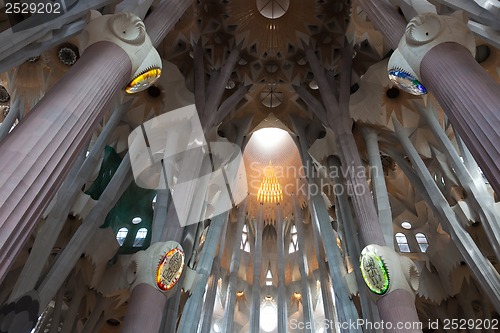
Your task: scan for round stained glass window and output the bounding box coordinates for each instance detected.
[388,68,427,95]
[156,247,185,291]
[360,249,390,295]
[256,0,290,19]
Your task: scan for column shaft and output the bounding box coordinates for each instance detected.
[276,205,288,333]
[0,42,131,283]
[420,43,500,196]
[358,0,407,49]
[292,197,314,333]
[393,119,500,313]
[419,105,500,260]
[249,205,264,333]
[9,102,127,301]
[361,128,394,248]
[37,155,133,309]
[223,199,248,333]
[177,211,230,332]
[122,284,166,333]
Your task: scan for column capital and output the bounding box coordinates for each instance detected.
[388,12,476,95]
[359,244,420,301]
[80,11,162,93]
[126,241,185,298]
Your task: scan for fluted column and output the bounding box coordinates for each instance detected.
[223,199,248,333]
[0,42,131,283]
[357,1,500,195]
[276,204,288,333]
[358,0,407,49]
[361,128,394,248]
[249,204,264,333]
[37,154,133,309]
[9,102,128,301]
[420,43,500,195]
[144,0,195,48]
[292,197,314,333]
[122,284,166,333]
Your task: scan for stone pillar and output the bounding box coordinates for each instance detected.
[144,0,195,48]
[420,43,500,196]
[419,105,500,260]
[276,204,288,333]
[177,211,230,332]
[309,205,336,333]
[0,9,165,283]
[358,0,407,49]
[81,293,107,333]
[60,281,86,333]
[222,199,248,333]
[0,41,131,283]
[328,156,381,331]
[294,130,360,330]
[37,154,133,309]
[361,128,394,248]
[122,284,166,333]
[9,102,128,301]
[249,204,264,333]
[393,119,500,313]
[291,197,314,333]
[377,9,500,195]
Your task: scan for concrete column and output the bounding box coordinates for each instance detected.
[0,42,132,283]
[358,0,407,49]
[222,199,248,333]
[81,293,108,333]
[37,154,133,309]
[144,0,195,48]
[48,287,65,333]
[361,128,394,248]
[177,211,230,332]
[276,204,288,333]
[122,284,166,333]
[199,260,220,333]
[393,118,500,313]
[357,1,500,195]
[420,43,500,197]
[328,156,381,331]
[304,46,385,247]
[60,281,86,333]
[309,205,336,333]
[292,197,315,333]
[249,204,264,333]
[419,105,500,260]
[9,102,128,301]
[294,130,360,330]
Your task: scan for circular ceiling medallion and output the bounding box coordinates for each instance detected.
[260,85,283,108]
[57,43,80,66]
[156,247,185,291]
[360,248,390,295]
[256,0,290,19]
[0,86,10,103]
